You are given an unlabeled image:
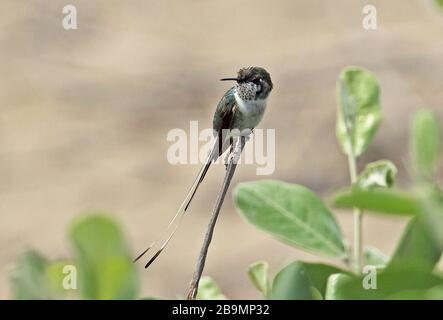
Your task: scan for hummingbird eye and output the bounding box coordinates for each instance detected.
[252,78,262,85]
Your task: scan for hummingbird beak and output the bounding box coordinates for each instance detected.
[220,77,239,82]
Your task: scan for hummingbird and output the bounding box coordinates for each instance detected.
[135,67,273,285]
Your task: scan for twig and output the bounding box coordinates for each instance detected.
[186,135,247,300]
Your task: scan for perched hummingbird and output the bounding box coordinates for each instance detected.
[135,66,273,273]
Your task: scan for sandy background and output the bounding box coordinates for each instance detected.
[0,0,442,299]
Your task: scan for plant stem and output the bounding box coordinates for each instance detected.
[186,137,247,300]
[347,153,362,274]
[352,207,362,274]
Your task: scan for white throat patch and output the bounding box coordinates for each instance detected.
[234,92,267,115]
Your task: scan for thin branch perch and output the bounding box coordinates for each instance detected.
[186,135,247,300]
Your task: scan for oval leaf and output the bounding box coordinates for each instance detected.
[248,261,270,298]
[337,266,443,299]
[325,273,353,300]
[336,67,381,157]
[331,187,420,216]
[410,110,440,179]
[12,254,78,300]
[421,186,443,248]
[11,250,52,300]
[196,277,227,300]
[301,262,350,296]
[270,262,313,300]
[234,180,346,258]
[387,285,443,300]
[69,214,138,300]
[387,216,441,272]
[47,260,77,298]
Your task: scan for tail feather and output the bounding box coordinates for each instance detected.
[134,137,225,268]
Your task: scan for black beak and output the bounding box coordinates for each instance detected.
[220,77,239,81]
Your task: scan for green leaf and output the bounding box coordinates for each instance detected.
[11,250,52,300]
[11,251,78,300]
[420,185,443,248]
[336,67,381,157]
[434,0,443,13]
[325,273,353,300]
[331,187,420,216]
[301,263,349,297]
[270,262,313,300]
[310,287,323,300]
[47,260,77,298]
[69,214,138,300]
[196,277,227,300]
[234,180,346,258]
[411,110,440,179]
[337,267,443,299]
[248,261,270,297]
[427,286,443,299]
[269,261,348,300]
[364,246,389,267]
[356,160,397,190]
[388,216,441,271]
[386,285,443,300]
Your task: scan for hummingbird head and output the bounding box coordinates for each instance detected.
[221,67,273,101]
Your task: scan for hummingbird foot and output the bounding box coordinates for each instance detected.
[224,145,234,170]
[231,134,250,165]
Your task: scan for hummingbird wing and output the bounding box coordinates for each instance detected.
[185,87,237,209]
[135,87,237,268]
[213,87,238,155]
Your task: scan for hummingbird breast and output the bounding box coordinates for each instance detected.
[233,90,267,131]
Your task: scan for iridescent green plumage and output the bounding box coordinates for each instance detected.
[213,86,236,136]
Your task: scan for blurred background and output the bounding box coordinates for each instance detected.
[0,0,442,299]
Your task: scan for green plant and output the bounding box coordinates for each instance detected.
[233,67,443,299]
[11,214,138,300]
[11,67,443,301]
[435,0,443,13]
[11,214,223,300]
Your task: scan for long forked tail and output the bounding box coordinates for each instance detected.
[134,137,223,268]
